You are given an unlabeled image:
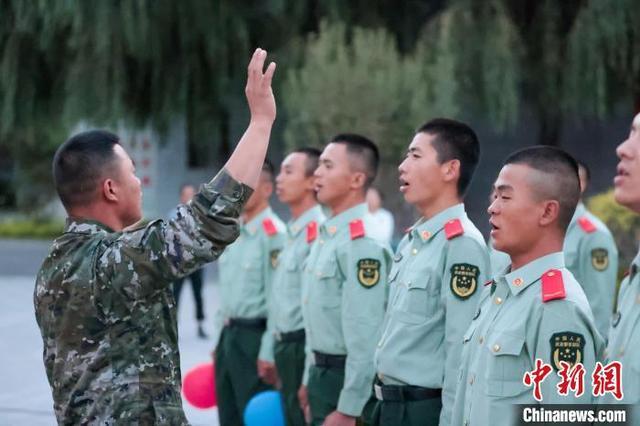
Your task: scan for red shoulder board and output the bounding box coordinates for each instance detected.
[349,219,365,240]
[541,269,565,302]
[262,218,277,236]
[444,219,464,240]
[306,221,318,243]
[577,217,596,233]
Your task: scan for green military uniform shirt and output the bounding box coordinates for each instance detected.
[602,252,640,412]
[374,203,489,425]
[452,252,604,426]
[271,205,325,335]
[33,169,251,425]
[212,206,285,362]
[564,202,619,339]
[302,203,392,416]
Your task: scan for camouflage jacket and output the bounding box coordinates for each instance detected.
[34,169,251,425]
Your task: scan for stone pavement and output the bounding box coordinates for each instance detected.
[0,239,221,426]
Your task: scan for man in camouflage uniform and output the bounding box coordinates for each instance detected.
[33,48,277,425]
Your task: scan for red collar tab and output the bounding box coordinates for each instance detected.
[484,279,494,287]
[444,219,464,240]
[306,221,318,243]
[262,218,277,236]
[577,217,596,233]
[349,219,365,240]
[541,269,565,302]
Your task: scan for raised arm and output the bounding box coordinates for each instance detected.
[224,48,277,189]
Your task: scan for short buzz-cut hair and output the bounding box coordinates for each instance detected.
[504,146,580,231]
[417,118,480,197]
[261,159,275,181]
[292,147,322,177]
[577,160,591,186]
[329,133,379,189]
[52,130,121,210]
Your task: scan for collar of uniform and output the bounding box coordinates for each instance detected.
[503,251,565,296]
[243,206,274,236]
[288,205,324,237]
[64,218,115,235]
[410,203,466,242]
[321,203,367,238]
[567,202,587,230]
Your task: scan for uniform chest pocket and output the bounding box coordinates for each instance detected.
[485,331,528,397]
[395,275,439,324]
[315,260,341,308]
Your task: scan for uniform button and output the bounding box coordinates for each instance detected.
[464,420,469,426]
[377,373,384,381]
[411,248,418,255]
[469,375,474,385]
[478,336,484,345]
[619,347,625,356]
[493,344,501,353]
[319,239,324,245]
[494,297,503,305]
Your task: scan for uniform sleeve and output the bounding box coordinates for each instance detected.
[532,301,605,403]
[336,239,391,416]
[440,236,488,425]
[259,231,285,362]
[98,169,252,298]
[578,231,619,339]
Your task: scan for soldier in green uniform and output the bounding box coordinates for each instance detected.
[271,147,324,426]
[373,118,488,426]
[563,161,618,339]
[603,112,640,415]
[33,48,277,425]
[298,134,392,426]
[212,160,286,426]
[452,146,604,426]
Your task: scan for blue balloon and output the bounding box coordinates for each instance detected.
[243,390,285,426]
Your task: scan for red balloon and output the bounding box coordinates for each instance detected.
[182,363,217,409]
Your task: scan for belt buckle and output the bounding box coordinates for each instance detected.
[374,384,383,401]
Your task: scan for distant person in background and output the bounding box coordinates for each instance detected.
[171,184,207,339]
[366,187,394,246]
[562,160,618,339]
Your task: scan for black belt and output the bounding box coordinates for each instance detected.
[275,329,305,343]
[313,351,346,369]
[374,381,441,402]
[225,317,267,330]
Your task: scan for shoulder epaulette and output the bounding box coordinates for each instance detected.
[262,218,277,236]
[444,219,464,240]
[541,269,565,302]
[306,221,318,243]
[349,219,365,240]
[577,217,596,233]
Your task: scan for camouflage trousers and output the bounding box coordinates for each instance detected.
[214,325,271,426]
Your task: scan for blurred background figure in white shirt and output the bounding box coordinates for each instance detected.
[366,187,394,246]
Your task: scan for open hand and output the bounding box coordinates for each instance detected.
[245,48,276,125]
